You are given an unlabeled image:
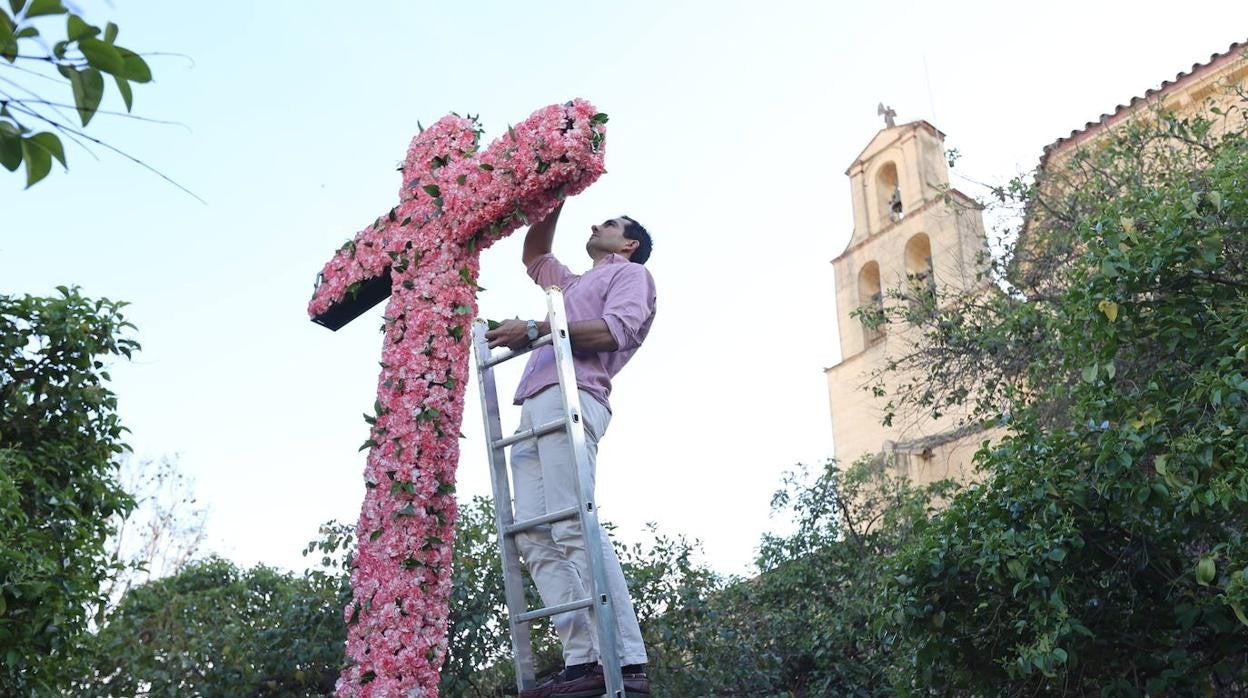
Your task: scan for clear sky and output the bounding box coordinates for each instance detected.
[4,0,1247,578]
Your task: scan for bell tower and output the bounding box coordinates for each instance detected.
[825,113,992,484]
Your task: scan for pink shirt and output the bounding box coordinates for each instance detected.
[513,253,657,412]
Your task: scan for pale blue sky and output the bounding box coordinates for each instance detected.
[4,0,1247,576]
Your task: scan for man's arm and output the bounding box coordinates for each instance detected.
[522,201,564,266]
[486,266,654,353]
[485,318,617,352]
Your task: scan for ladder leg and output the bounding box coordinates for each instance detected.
[544,288,627,698]
[472,322,537,693]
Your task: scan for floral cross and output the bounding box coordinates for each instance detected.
[308,100,607,697]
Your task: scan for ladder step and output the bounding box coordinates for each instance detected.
[492,418,564,449]
[481,334,553,369]
[515,596,593,624]
[505,506,580,535]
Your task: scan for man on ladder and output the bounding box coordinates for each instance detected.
[485,201,656,697]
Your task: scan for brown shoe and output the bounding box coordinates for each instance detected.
[519,671,565,698]
[549,664,604,698]
[549,665,652,697]
[622,670,651,696]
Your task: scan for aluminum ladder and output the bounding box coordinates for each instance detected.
[470,286,626,698]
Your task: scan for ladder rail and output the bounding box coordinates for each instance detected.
[471,287,628,698]
[471,322,538,691]
[543,288,626,698]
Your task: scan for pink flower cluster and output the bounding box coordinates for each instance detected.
[307,100,607,697]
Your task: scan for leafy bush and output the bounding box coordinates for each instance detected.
[80,556,344,697]
[884,95,1248,694]
[0,287,138,693]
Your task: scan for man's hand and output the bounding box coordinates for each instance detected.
[485,319,532,350]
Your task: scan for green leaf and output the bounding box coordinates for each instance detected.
[14,25,36,39]
[478,162,494,171]
[7,0,23,15]
[80,37,124,75]
[20,135,52,187]
[1096,299,1119,322]
[65,66,104,126]
[417,407,440,421]
[422,184,441,198]
[1233,603,1248,628]
[65,13,97,41]
[507,124,516,141]
[590,112,609,125]
[0,15,16,62]
[1006,559,1025,579]
[1048,547,1067,562]
[1209,190,1223,211]
[113,74,133,111]
[1196,556,1216,586]
[1081,364,1098,383]
[453,304,472,315]
[118,47,151,82]
[27,131,64,167]
[103,20,117,43]
[24,0,65,18]
[0,121,22,171]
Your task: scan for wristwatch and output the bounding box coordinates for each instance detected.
[525,320,540,342]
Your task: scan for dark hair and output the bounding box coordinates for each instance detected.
[620,216,653,265]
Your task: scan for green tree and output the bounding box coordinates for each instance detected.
[81,556,345,697]
[0,286,139,693]
[881,92,1248,694]
[1,0,153,186]
[633,458,950,698]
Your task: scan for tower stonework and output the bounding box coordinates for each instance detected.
[825,119,991,486]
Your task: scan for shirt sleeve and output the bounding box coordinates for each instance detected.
[526,254,577,289]
[601,264,657,353]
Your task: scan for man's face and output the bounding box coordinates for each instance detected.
[586,217,637,259]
